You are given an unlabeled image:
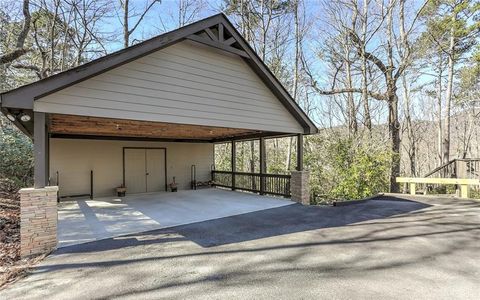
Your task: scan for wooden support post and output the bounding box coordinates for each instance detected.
[409,183,416,195]
[231,140,236,191]
[460,184,469,199]
[296,134,303,171]
[260,137,266,195]
[34,112,48,188]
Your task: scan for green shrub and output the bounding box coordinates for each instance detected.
[329,138,391,200]
[470,189,480,199]
[306,136,392,202]
[0,117,33,191]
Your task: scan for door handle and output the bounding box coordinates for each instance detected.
[146,173,149,176]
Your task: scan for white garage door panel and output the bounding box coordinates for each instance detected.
[146,149,166,192]
[125,148,146,194]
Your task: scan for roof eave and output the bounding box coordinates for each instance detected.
[219,17,317,134]
[0,13,318,135]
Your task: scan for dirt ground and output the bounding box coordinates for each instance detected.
[0,197,45,289]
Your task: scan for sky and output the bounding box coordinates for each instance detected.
[101,0,222,52]
[4,0,475,127]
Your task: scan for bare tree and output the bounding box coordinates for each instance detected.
[177,0,204,27]
[359,0,371,130]
[0,0,31,65]
[67,0,111,66]
[118,0,160,48]
[309,0,428,192]
[421,0,479,164]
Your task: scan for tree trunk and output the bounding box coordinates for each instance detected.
[49,0,60,76]
[443,12,457,164]
[436,64,443,165]
[0,0,31,65]
[123,0,129,48]
[288,0,300,171]
[386,0,400,193]
[347,5,358,134]
[286,137,293,171]
[361,0,371,130]
[388,88,401,193]
[402,74,416,176]
[345,58,357,134]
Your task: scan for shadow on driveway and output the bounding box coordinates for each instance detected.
[2,195,480,300]
[54,196,430,255]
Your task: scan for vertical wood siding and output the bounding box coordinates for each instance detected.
[35,41,303,133]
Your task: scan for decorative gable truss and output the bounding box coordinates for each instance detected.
[186,23,249,58]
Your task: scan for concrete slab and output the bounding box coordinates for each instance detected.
[58,188,293,247]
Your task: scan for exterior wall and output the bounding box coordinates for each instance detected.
[49,138,213,197]
[35,41,303,133]
[19,186,58,257]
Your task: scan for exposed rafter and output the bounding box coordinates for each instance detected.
[188,22,246,55]
[186,34,248,58]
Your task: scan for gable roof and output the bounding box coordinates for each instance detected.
[0,13,317,134]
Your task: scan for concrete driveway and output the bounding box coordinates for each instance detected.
[2,195,479,299]
[58,188,293,247]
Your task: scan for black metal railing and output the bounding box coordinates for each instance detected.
[211,170,291,197]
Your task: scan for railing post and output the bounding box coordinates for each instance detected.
[90,170,93,200]
[231,140,236,191]
[409,183,416,195]
[460,184,469,199]
[260,137,266,195]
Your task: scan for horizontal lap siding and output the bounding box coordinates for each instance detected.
[35,41,303,133]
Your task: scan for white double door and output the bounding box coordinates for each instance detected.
[124,148,166,194]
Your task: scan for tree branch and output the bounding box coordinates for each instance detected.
[312,87,387,101]
[11,64,41,79]
[0,49,29,65]
[349,30,388,74]
[11,64,40,72]
[301,50,387,101]
[0,0,31,65]
[16,0,31,49]
[128,0,160,36]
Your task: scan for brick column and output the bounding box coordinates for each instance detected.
[19,186,58,258]
[291,171,310,205]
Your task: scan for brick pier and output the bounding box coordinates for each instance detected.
[19,186,58,258]
[291,171,310,205]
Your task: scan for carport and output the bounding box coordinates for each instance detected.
[1,14,316,257]
[58,188,294,248]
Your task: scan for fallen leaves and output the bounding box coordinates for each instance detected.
[0,196,48,289]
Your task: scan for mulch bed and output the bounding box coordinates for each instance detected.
[0,196,46,289]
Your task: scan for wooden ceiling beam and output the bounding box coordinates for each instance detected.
[49,114,266,141]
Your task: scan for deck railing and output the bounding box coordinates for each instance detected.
[420,158,480,193]
[425,158,480,180]
[211,170,291,197]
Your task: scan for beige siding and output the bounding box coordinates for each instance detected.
[49,139,213,197]
[35,41,303,133]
